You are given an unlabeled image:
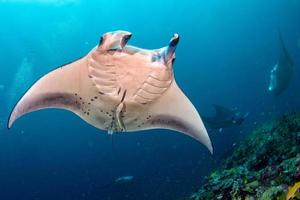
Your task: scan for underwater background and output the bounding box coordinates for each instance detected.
[0,0,300,199]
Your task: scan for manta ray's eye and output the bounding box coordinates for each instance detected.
[151,54,161,62]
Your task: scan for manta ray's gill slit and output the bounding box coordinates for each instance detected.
[142,82,167,93]
[135,94,152,100]
[138,88,162,95]
[149,74,171,82]
[148,76,171,88]
[136,89,160,100]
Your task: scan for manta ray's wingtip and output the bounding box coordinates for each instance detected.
[7,107,18,129]
[198,129,214,154]
[208,146,213,154]
[197,136,213,154]
[7,118,12,129]
[206,140,214,154]
[190,123,213,154]
[7,120,13,130]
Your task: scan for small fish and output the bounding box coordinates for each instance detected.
[97,175,135,190]
[114,176,134,184]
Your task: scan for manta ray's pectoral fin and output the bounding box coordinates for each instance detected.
[8,57,86,129]
[146,81,213,153]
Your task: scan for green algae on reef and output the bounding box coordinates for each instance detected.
[188,113,300,200]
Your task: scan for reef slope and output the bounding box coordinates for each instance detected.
[188,113,300,200]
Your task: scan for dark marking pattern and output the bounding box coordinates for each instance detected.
[23,93,81,114]
[135,115,152,128]
[74,93,93,116]
[150,115,189,132]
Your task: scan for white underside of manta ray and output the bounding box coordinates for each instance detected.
[8,30,213,153]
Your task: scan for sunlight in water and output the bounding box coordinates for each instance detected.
[7,57,34,108]
[0,0,78,5]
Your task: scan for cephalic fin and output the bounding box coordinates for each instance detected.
[98,30,132,51]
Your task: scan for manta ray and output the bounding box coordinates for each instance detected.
[8,30,213,153]
[203,104,247,130]
[268,31,294,95]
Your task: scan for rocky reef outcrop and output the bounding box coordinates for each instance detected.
[188,113,300,200]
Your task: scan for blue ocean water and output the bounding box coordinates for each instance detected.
[0,0,299,199]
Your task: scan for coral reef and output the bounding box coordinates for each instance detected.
[188,113,300,200]
[286,182,300,200]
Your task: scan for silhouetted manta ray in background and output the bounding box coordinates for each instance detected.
[8,30,213,153]
[268,31,294,95]
[203,104,248,130]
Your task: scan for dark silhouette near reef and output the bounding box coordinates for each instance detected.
[268,31,294,95]
[203,104,248,130]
